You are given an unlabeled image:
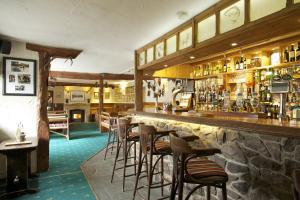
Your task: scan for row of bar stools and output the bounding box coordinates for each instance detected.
[169,132,228,200]
[133,124,176,200]
[103,115,118,160]
[111,117,140,192]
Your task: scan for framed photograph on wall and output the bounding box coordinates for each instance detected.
[70,91,85,102]
[94,92,99,99]
[2,57,37,96]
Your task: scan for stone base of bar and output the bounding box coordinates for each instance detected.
[132,115,300,200]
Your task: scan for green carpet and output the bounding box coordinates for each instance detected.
[16,123,108,200]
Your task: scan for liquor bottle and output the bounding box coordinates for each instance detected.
[284,48,289,63]
[239,57,244,70]
[296,42,300,61]
[223,61,227,73]
[272,69,281,81]
[266,86,272,102]
[290,45,295,62]
[235,60,240,70]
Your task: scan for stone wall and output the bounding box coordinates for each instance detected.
[132,115,300,200]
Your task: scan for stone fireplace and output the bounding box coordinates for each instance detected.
[64,104,90,123]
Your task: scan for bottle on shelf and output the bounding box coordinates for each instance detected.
[290,45,295,62]
[284,47,289,63]
[223,60,227,73]
[239,56,244,70]
[296,42,300,61]
[235,60,240,70]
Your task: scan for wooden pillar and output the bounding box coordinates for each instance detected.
[99,78,103,113]
[244,0,250,24]
[134,51,143,111]
[37,52,51,172]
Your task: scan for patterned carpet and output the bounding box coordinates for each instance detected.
[15,123,108,200]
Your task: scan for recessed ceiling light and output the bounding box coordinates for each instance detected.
[231,43,238,47]
[164,64,168,67]
[145,73,149,76]
[190,56,195,59]
[177,11,188,20]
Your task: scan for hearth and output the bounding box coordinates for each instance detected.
[70,109,85,123]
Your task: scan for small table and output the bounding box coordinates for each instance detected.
[0,137,38,198]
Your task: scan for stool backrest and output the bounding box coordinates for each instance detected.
[170,132,193,154]
[139,124,156,154]
[117,118,130,140]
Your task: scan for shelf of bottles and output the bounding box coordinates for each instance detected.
[194,42,300,119]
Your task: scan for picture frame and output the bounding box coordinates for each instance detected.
[104,91,110,99]
[70,91,85,102]
[2,57,37,96]
[94,92,99,99]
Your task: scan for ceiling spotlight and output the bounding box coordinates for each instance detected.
[190,56,195,59]
[231,43,238,47]
[164,64,168,67]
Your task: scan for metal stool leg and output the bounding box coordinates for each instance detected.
[111,138,122,183]
[222,183,227,200]
[104,130,112,160]
[207,186,211,200]
[133,146,143,200]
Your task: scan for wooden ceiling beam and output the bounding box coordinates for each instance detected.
[26,43,82,59]
[48,81,97,87]
[49,71,100,80]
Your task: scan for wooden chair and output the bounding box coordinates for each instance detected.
[111,118,140,192]
[293,169,300,200]
[132,124,175,200]
[169,133,228,200]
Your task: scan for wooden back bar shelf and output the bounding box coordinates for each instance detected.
[133,0,300,137]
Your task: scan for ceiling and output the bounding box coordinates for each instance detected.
[0,0,219,74]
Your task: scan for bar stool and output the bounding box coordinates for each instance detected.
[293,169,300,200]
[133,124,175,200]
[103,115,118,160]
[111,118,140,192]
[169,133,228,200]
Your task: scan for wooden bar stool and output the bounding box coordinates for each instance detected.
[293,169,300,200]
[133,124,175,200]
[169,133,228,200]
[111,118,140,192]
[103,113,118,160]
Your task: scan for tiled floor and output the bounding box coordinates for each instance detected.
[9,123,108,200]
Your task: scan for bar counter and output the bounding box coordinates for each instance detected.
[130,108,300,138]
[130,108,300,199]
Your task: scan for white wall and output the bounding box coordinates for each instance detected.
[0,40,38,178]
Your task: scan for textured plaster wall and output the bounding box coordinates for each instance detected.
[0,41,38,178]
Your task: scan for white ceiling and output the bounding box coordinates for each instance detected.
[0,0,219,73]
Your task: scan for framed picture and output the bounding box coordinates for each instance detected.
[179,27,192,50]
[155,42,164,60]
[94,92,99,99]
[3,57,37,96]
[70,91,85,102]
[104,91,110,99]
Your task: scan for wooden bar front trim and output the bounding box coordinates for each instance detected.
[131,111,300,139]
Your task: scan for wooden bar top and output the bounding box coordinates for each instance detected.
[130,109,300,139]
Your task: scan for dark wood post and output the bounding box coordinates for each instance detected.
[37,52,51,172]
[134,51,143,111]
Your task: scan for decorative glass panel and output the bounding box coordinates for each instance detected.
[250,0,286,21]
[179,27,193,50]
[139,51,145,65]
[295,0,300,3]
[155,42,164,59]
[147,47,154,63]
[197,15,216,43]
[166,35,177,55]
[220,0,245,34]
